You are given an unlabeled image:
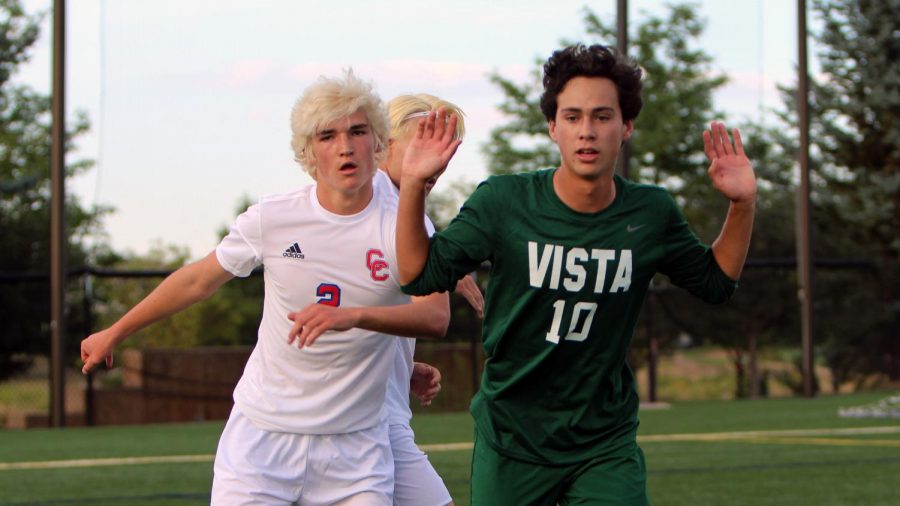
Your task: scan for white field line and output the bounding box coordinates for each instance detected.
[0,454,213,471]
[2,426,898,471]
[637,425,900,442]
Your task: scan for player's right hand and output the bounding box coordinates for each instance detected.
[81,331,115,374]
[287,304,360,348]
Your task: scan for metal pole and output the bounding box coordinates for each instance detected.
[796,0,815,398]
[50,0,67,427]
[616,0,630,179]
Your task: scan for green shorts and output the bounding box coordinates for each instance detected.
[470,432,649,506]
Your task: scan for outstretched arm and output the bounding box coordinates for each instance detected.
[286,292,450,348]
[80,252,234,373]
[703,122,757,280]
[397,108,462,284]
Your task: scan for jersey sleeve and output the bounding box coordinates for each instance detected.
[215,202,263,277]
[659,193,737,304]
[403,178,497,295]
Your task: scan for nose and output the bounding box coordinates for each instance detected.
[338,133,354,156]
[578,117,597,140]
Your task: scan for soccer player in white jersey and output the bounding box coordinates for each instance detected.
[375,93,483,506]
[80,70,451,506]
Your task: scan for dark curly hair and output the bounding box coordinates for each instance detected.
[539,44,643,123]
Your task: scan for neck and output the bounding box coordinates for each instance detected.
[315,183,374,215]
[552,168,616,213]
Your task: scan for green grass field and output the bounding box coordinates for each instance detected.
[0,390,897,505]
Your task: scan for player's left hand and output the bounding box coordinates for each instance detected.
[410,362,442,406]
[703,122,757,204]
[287,304,359,348]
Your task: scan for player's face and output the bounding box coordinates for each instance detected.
[385,117,444,195]
[311,109,378,198]
[548,76,633,182]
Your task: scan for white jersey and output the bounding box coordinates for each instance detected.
[376,170,436,426]
[216,174,409,434]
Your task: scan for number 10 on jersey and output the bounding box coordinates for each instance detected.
[545,300,598,344]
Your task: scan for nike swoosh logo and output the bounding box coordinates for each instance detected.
[627,224,646,233]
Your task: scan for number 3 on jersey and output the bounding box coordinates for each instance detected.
[546,300,597,344]
[316,283,341,307]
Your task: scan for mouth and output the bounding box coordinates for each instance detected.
[339,162,358,172]
[576,148,599,162]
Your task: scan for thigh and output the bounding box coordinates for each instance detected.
[469,432,564,506]
[390,424,452,506]
[561,442,649,506]
[211,406,302,505]
[303,421,394,506]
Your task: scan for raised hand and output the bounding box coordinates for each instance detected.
[703,122,757,204]
[401,108,462,186]
[410,361,442,407]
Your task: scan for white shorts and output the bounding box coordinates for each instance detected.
[390,423,452,506]
[212,406,393,506]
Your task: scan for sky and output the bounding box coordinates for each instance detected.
[16,0,809,260]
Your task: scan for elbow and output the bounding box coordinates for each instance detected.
[423,309,451,339]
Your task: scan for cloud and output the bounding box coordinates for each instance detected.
[222,59,275,86]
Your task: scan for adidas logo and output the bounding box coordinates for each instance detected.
[283,242,305,259]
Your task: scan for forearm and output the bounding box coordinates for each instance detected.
[351,293,450,339]
[397,180,432,284]
[711,199,756,280]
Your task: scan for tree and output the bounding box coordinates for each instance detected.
[773,0,900,384]
[92,197,265,350]
[0,0,108,379]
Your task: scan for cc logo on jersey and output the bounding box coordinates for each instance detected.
[366,249,389,282]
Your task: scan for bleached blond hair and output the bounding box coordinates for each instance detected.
[387,93,466,141]
[290,69,389,178]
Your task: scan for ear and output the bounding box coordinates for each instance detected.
[548,120,558,143]
[621,120,634,143]
[382,138,394,164]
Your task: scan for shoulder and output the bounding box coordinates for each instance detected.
[373,169,398,197]
[256,186,315,206]
[483,169,551,188]
[230,186,315,227]
[618,176,676,206]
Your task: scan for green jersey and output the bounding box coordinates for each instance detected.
[403,169,737,464]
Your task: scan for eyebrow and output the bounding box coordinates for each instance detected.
[317,122,370,137]
[560,106,616,114]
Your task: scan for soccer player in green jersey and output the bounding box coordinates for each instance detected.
[395,43,757,505]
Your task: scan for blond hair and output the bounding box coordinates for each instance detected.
[290,69,389,178]
[386,93,466,141]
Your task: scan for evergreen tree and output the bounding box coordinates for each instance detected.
[774,0,900,383]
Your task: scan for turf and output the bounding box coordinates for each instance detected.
[0,390,897,505]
